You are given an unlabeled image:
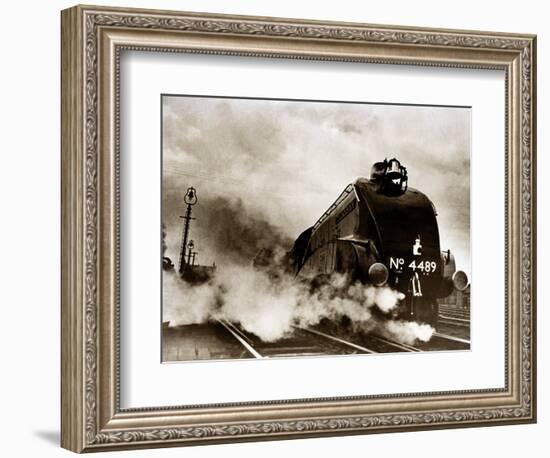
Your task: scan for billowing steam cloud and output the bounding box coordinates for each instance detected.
[198,196,292,266]
[163,267,434,345]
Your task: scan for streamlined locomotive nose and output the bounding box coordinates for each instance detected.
[292,158,467,327]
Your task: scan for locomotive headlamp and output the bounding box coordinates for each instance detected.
[368,262,389,286]
[452,270,469,291]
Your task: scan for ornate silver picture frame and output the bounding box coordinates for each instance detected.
[61,4,536,453]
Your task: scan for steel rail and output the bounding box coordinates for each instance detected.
[217,319,264,359]
[433,332,471,345]
[439,314,470,323]
[296,326,377,354]
[223,319,256,345]
[369,334,423,352]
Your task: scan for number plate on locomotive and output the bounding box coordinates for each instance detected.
[389,257,438,275]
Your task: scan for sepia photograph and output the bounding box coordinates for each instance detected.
[161,95,471,362]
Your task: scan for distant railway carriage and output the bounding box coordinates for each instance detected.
[291,158,468,325]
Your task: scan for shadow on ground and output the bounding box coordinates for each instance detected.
[34,430,59,446]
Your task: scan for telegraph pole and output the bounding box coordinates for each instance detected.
[178,187,198,274]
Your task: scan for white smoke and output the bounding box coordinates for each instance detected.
[382,320,435,345]
[163,266,434,345]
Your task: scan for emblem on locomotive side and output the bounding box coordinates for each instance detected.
[413,236,422,256]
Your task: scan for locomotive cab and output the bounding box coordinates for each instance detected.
[293,158,468,326]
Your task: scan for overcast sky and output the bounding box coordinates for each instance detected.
[162,95,470,275]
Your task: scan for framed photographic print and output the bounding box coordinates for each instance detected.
[61,4,537,453]
[160,95,471,362]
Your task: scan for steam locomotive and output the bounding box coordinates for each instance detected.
[291,158,468,325]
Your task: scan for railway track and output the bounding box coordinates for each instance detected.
[433,332,470,345]
[217,313,472,359]
[438,314,470,327]
[217,319,381,358]
[164,315,470,362]
[437,306,471,340]
[216,319,459,358]
[412,331,470,351]
[439,305,470,320]
[296,326,377,354]
[217,319,265,358]
[369,334,423,352]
